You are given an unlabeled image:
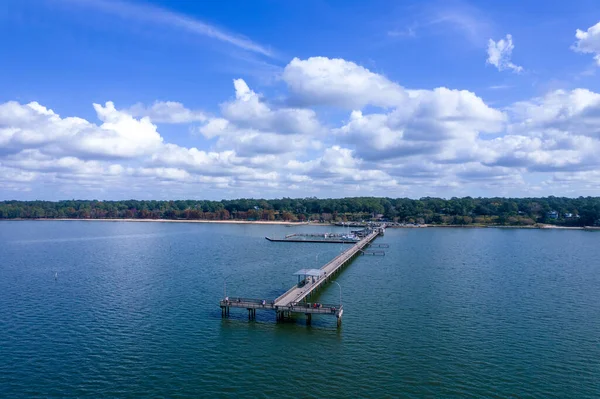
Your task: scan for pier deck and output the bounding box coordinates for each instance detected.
[220,226,384,326]
[273,230,378,307]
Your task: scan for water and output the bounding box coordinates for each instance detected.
[1,221,599,398]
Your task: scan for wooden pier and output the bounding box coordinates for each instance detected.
[220,226,384,327]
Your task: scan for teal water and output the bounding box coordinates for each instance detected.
[1,221,599,398]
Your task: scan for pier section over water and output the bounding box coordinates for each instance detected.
[219,226,384,327]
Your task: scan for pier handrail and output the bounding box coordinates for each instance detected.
[287,302,340,309]
[220,297,269,305]
[219,298,341,313]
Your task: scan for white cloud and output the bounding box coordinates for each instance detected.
[150,144,241,176]
[486,34,523,73]
[550,170,600,188]
[399,87,506,138]
[284,146,395,188]
[335,87,505,160]
[508,89,600,138]
[127,101,207,123]
[2,149,118,175]
[0,165,38,183]
[4,57,600,198]
[573,21,600,65]
[220,79,321,134]
[87,102,164,158]
[480,133,600,172]
[0,101,163,159]
[282,57,407,108]
[214,131,320,157]
[128,167,192,182]
[192,79,323,156]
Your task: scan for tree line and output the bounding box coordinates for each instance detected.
[1,196,600,226]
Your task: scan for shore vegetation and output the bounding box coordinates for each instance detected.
[2,197,600,227]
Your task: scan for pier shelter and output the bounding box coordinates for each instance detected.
[293,269,325,287]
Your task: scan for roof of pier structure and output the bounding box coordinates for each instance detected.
[293,269,325,277]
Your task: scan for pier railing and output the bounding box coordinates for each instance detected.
[220,297,273,307]
[285,302,341,314]
[220,297,341,314]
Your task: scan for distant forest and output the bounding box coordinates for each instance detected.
[2,197,600,226]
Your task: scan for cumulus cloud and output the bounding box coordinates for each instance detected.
[550,170,600,188]
[476,88,600,173]
[508,89,600,138]
[480,133,600,172]
[214,131,320,157]
[0,101,163,159]
[193,79,323,156]
[127,101,207,123]
[150,144,242,176]
[573,21,600,65]
[282,57,407,108]
[0,165,37,183]
[486,34,523,73]
[127,167,192,182]
[335,87,505,161]
[197,120,322,157]
[220,79,321,134]
[3,57,600,198]
[1,149,121,175]
[284,145,396,190]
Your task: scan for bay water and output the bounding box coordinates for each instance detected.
[1,221,599,398]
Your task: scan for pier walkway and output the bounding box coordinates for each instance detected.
[220,226,384,327]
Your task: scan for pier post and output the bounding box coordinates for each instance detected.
[278,311,287,322]
[221,306,230,318]
[306,313,311,325]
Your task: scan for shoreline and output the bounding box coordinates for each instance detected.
[414,224,587,230]
[1,218,598,230]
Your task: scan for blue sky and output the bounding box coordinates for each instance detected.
[1,0,600,200]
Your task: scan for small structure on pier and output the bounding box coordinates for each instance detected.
[294,268,325,287]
